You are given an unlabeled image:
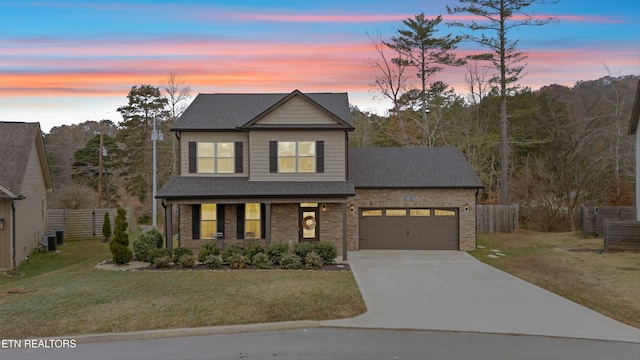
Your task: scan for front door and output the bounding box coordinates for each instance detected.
[299,206,319,241]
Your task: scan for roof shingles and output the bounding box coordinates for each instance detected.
[0,122,40,195]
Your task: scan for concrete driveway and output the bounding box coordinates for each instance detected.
[322,251,640,343]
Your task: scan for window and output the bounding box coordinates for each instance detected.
[201,204,217,238]
[361,209,382,217]
[410,209,431,217]
[277,141,315,173]
[434,209,456,216]
[385,209,407,217]
[196,142,234,173]
[245,203,261,238]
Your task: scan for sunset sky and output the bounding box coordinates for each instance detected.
[2,0,639,133]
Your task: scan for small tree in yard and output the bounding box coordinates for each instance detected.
[109,207,132,264]
[102,212,112,243]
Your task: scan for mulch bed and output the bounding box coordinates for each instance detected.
[96,260,350,272]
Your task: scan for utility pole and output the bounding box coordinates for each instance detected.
[151,117,163,229]
[97,133,103,208]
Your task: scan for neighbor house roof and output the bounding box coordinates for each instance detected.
[0,122,53,198]
[172,90,353,131]
[629,81,640,135]
[349,147,483,188]
[156,177,355,199]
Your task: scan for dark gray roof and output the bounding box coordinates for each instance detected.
[349,147,483,188]
[157,177,355,199]
[0,122,42,196]
[173,90,352,131]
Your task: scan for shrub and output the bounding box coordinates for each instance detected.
[198,242,220,262]
[221,246,242,264]
[267,243,289,264]
[204,254,222,269]
[229,253,247,269]
[102,212,111,242]
[279,253,302,269]
[294,242,314,260]
[313,242,337,264]
[153,256,171,268]
[149,248,170,264]
[110,207,132,264]
[252,252,272,269]
[172,247,193,264]
[243,243,265,263]
[133,229,164,262]
[178,254,197,268]
[304,251,324,269]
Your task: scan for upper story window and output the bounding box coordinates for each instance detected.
[270,141,324,174]
[278,141,316,173]
[189,141,243,174]
[197,142,234,173]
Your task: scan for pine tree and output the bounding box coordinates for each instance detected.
[102,212,112,243]
[109,207,132,264]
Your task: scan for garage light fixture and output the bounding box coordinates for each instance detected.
[0,218,3,229]
[350,205,354,212]
[322,204,327,211]
[464,203,469,212]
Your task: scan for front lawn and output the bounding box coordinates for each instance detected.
[470,230,640,329]
[0,238,366,338]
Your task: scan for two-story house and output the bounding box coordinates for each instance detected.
[156,90,483,259]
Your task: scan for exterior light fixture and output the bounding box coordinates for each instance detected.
[464,203,470,212]
[0,218,3,230]
[350,205,354,212]
[321,204,327,211]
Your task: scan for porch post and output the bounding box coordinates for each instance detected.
[342,202,348,261]
[265,202,271,246]
[163,201,173,251]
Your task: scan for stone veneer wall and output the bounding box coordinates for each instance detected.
[347,188,477,251]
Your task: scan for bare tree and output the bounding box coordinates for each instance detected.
[162,72,192,175]
[448,0,558,204]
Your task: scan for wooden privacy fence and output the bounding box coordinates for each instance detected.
[603,220,640,250]
[48,208,136,240]
[477,205,519,233]
[580,205,636,238]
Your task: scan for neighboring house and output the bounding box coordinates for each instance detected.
[629,81,640,221]
[0,122,53,270]
[156,90,483,259]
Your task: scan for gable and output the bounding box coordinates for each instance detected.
[254,95,338,126]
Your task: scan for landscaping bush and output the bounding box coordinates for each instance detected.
[267,243,289,264]
[294,242,314,260]
[109,207,132,264]
[204,254,222,269]
[133,229,164,262]
[313,241,337,264]
[149,248,170,264]
[172,247,193,265]
[243,243,265,263]
[198,242,221,262]
[152,256,171,268]
[252,252,272,269]
[102,212,111,242]
[279,253,302,269]
[221,246,242,264]
[178,254,197,268]
[304,251,324,269]
[229,253,247,269]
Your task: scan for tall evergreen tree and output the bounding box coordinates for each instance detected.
[447,0,558,204]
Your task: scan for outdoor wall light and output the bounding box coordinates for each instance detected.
[322,204,327,211]
[464,203,470,212]
[0,218,4,230]
[350,205,354,212]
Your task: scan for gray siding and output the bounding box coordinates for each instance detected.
[0,200,11,270]
[257,96,336,125]
[180,132,248,176]
[249,130,346,181]
[14,145,49,266]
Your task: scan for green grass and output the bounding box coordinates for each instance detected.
[470,230,640,329]
[0,238,366,338]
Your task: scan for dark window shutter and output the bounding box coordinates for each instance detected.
[235,142,243,173]
[316,141,324,173]
[217,205,225,237]
[237,204,245,239]
[269,141,278,173]
[192,204,201,239]
[188,142,197,173]
[260,204,266,239]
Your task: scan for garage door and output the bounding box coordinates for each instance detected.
[359,208,459,250]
